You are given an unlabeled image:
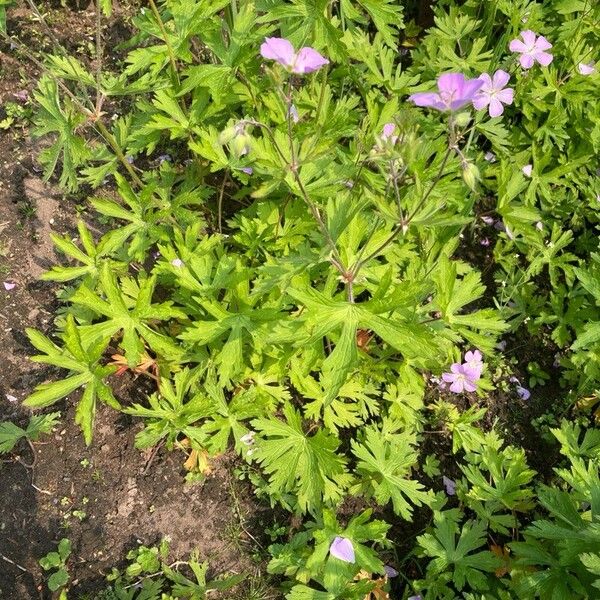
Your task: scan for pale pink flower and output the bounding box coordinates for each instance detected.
[381,123,398,144]
[578,62,596,75]
[3,281,16,291]
[442,363,478,393]
[329,537,355,563]
[472,70,514,117]
[409,73,483,112]
[463,350,484,379]
[522,164,533,177]
[509,30,553,69]
[442,476,456,496]
[171,258,183,268]
[260,37,329,74]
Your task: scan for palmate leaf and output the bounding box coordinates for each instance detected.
[432,255,507,352]
[286,285,439,411]
[125,368,211,449]
[251,404,350,513]
[418,511,500,592]
[23,315,118,445]
[462,444,536,512]
[32,77,90,191]
[354,0,404,47]
[351,425,431,520]
[71,263,185,366]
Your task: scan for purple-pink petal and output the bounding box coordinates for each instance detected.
[461,77,485,99]
[488,97,505,117]
[293,47,329,73]
[496,88,514,104]
[509,38,528,53]
[449,379,464,393]
[463,379,477,392]
[408,92,445,110]
[533,51,553,66]
[492,69,511,88]
[260,37,295,67]
[519,53,535,69]
[521,30,537,47]
[329,536,355,563]
[382,123,396,138]
[442,476,456,496]
[384,565,399,578]
[535,35,552,51]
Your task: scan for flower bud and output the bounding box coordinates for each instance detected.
[218,125,237,146]
[462,162,480,190]
[454,112,471,127]
[230,133,252,158]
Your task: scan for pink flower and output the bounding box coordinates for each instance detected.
[463,350,484,379]
[329,537,355,563]
[288,104,300,123]
[509,30,553,69]
[522,164,533,177]
[409,73,483,112]
[384,565,399,578]
[442,476,456,496]
[472,70,514,117]
[442,363,478,393]
[3,281,16,291]
[260,37,329,74]
[578,62,596,75]
[381,122,398,144]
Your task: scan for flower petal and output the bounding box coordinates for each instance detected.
[408,92,445,110]
[329,537,355,563]
[460,77,485,101]
[519,53,535,69]
[293,47,329,73]
[437,73,465,95]
[384,565,399,578]
[520,30,537,47]
[463,379,477,392]
[534,35,553,51]
[488,97,505,117]
[492,69,510,88]
[260,37,295,67]
[472,93,490,110]
[449,380,464,393]
[382,123,396,139]
[496,87,514,104]
[534,51,553,66]
[578,62,596,75]
[442,476,456,495]
[509,39,528,53]
[477,73,493,89]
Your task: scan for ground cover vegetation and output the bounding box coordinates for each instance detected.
[1,0,600,597]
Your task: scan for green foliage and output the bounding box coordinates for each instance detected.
[7,0,600,598]
[0,412,60,454]
[40,538,71,596]
[23,315,119,445]
[96,539,244,599]
[252,404,350,513]
[268,509,390,599]
[416,510,501,595]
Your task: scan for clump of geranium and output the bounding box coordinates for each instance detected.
[441,350,484,393]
